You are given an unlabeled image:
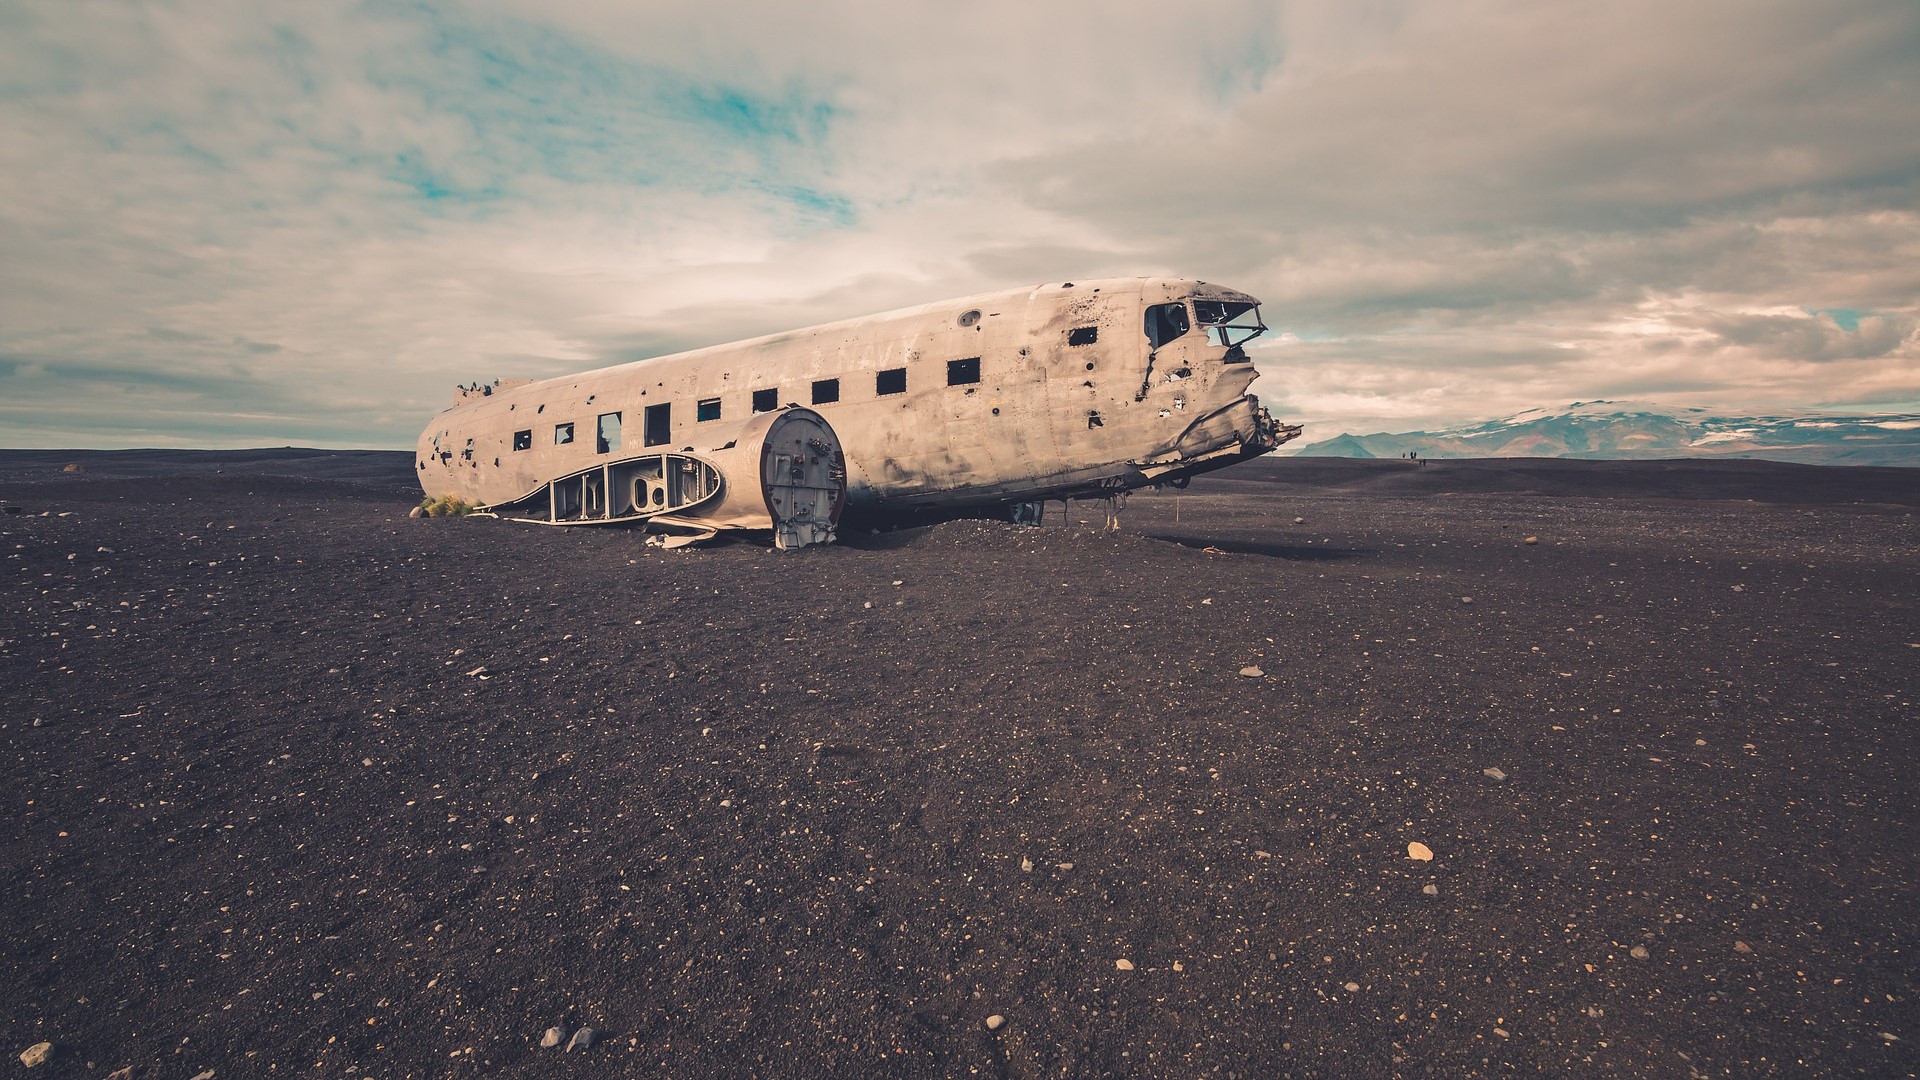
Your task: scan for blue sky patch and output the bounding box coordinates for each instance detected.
[1810,307,1863,331]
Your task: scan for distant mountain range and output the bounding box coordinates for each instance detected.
[1290,401,1920,467]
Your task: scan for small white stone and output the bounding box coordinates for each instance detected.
[1115,958,1134,971]
[985,1014,1005,1031]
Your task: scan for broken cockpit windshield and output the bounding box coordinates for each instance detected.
[1192,299,1266,348]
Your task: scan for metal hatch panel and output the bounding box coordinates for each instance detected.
[759,407,845,550]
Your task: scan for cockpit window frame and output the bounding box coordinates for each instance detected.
[1192,299,1267,348]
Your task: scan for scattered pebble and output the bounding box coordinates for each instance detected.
[19,1043,53,1068]
[1494,1027,1510,1038]
[1055,861,1074,870]
[1293,516,1305,524]
[464,665,488,677]
[1460,595,1473,605]
[1019,856,1033,872]
[1524,535,1539,544]
[190,1072,215,1080]
[984,1014,1004,1031]
[1239,665,1264,678]
[1115,958,1134,971]
[106,1067,144,1080]
[1172,961,1184,971]
[1483,767,1508,782]
[540,1026,565,1048]
[1423,883,1439,896]
[1407,841,1434,861]
[565,1027,597,1052]
[1733,941,1753,954]
[1630,945,1650,960]
[1343,981,1360,992]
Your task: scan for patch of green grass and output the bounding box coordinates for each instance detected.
[417,494,477,517]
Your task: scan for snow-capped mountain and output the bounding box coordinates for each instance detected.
[1290,401,1920,467]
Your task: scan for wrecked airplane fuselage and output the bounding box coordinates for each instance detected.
[416,277,1301,547]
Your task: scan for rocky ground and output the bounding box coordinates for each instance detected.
[2,450,1916,1079]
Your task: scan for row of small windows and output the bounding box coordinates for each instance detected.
[510,356,991,454]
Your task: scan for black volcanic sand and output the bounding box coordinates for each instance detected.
[3,450,1916,1079]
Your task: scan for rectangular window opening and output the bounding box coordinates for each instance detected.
[696,398,722,422]
[554,422,574,445]
[512,429,532,451]
[1068,326,1098,346]
[1144,302,1190,349]
[643,403,670,447]
[751,387,778,413]
[811,378,840,405]
[947,357,981,385]
[595,412,621,455]
[875,367,907,396]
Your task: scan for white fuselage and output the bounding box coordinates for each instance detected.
[417,277,1290,516]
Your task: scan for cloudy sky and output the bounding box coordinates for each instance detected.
[3,0,1916,449]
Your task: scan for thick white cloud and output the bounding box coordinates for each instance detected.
[0,0,1914,447]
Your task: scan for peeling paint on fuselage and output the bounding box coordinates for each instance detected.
[416,276,1296,519]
